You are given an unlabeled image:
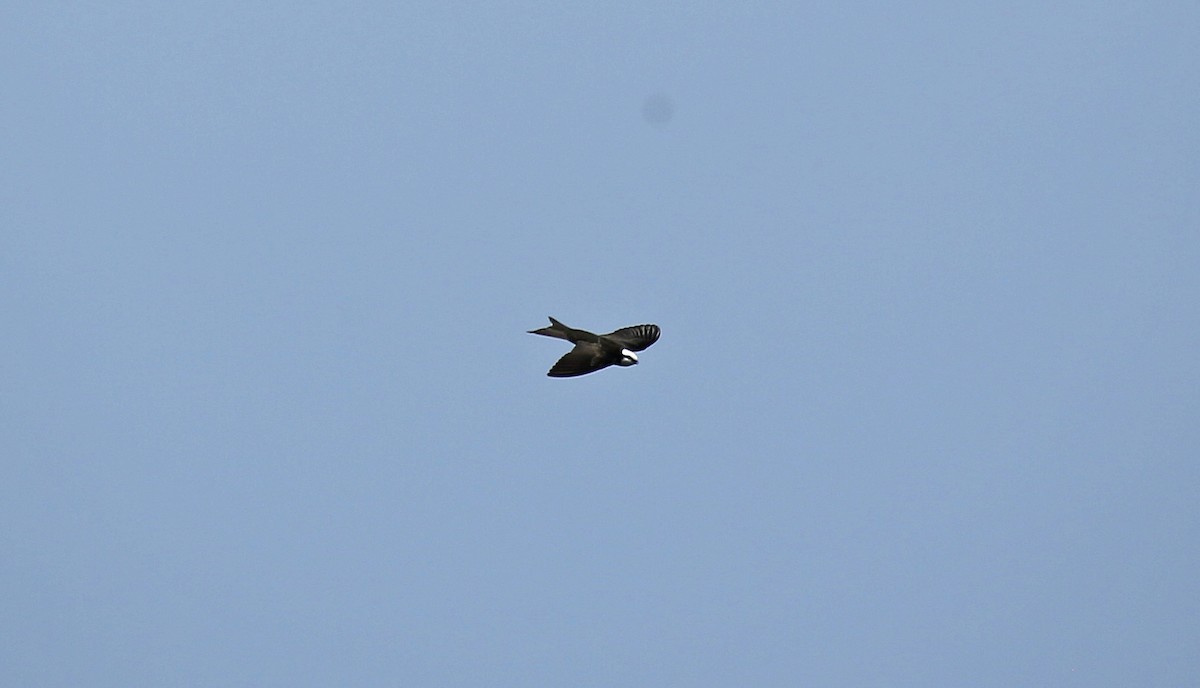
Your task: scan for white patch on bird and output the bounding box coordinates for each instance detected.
[618,349,639,366]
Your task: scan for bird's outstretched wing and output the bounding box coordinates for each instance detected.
[603,324,661,352]
[547,343,613,377]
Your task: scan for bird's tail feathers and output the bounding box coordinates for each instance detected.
[527,316,572,340]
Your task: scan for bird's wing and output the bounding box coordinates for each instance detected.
[547,342,613,377]
[603,324,661,352]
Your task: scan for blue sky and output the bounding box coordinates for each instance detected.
[3,2,1198,686]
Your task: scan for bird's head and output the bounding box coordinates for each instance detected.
[617,349,639,366]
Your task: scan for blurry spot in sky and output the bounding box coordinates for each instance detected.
[641,93,674,126]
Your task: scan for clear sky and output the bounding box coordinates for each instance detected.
[3,3,1197,686]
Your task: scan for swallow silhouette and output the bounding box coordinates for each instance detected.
[528,317,661,377]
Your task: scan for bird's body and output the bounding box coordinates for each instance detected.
[528,317,661,377]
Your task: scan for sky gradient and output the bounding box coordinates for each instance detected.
[3,3,1198,686]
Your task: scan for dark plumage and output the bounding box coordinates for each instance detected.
[528,317,661,377]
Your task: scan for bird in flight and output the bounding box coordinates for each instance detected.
[528,317,661,377]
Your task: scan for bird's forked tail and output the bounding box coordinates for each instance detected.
[527,316,572,341]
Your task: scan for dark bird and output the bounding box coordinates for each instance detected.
[528,317,661,377]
